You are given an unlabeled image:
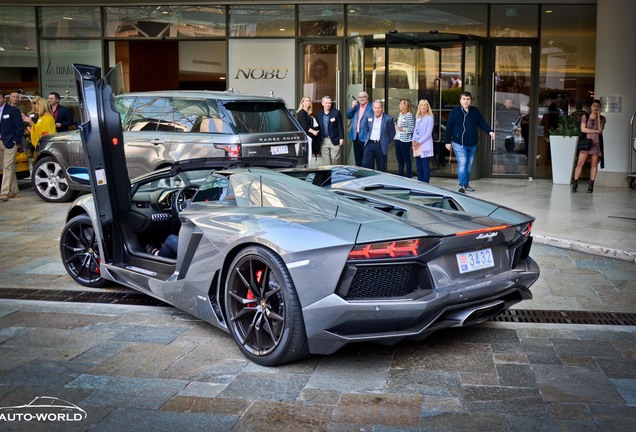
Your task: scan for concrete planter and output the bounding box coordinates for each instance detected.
[549,135,578,184]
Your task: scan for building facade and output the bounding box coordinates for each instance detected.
[1,1,633,186]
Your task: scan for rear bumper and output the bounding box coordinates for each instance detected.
[303,256,539,355]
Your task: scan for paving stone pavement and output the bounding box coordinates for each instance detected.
[0,180,635,431]
[0,301,635,431]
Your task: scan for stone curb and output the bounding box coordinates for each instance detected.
[534,234,636,263]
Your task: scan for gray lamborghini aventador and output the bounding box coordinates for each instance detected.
[59,64,540,366]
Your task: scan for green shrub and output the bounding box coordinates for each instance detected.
[549,115,580,137]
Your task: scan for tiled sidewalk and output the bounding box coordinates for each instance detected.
[0,300,634,431]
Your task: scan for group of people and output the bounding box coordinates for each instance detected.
[0,90,74,202]
[297,92,438,183]
[298,90,495,192]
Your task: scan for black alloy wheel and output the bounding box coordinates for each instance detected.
[225,246,308,366]
[60,214,107,288]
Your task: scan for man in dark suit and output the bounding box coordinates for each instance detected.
[315,96,345,165]
[0,91,26,201]
[48,92,74,132]
[346,91,373,166]
[362,100,395,172]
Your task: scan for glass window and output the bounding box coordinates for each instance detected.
[299,5,344,37]
[39,7,101,38]
[0,7,38,95]
[536,4,596,179]
[192,174,231,203]
[172,98,233,133]
[347,4,486,37]
[120,96,176,132]
[105,6,226,38]
[39,39,102,99]
[229,5,295,37]
[223,101,298,133]
[490,5,538,38]
[540,5,596,114]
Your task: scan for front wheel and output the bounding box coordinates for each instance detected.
[60,214,107,287]
[224,246,308,366]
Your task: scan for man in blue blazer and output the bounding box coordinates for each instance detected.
[346,91,373,166]
[315,96,345,165]
[48,92,74,132]
[362,100,395,172]
[0,91,26,201]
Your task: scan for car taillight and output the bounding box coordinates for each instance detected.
[519,222,532,237]
[349,239,426,260]
[215,144,241,159]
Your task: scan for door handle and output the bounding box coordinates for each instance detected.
[150,138,164,145]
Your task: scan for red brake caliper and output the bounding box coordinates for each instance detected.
[246,289,255,307]
[246,269,263,307]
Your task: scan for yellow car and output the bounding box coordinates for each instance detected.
[0,147,30,180]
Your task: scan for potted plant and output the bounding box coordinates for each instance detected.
[548,115,580,185]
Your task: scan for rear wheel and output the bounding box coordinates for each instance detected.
[224,246,308,366]
[32,156,79,203]
[60,214,107,287]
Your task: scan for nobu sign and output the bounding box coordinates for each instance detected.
[234,68,289,80]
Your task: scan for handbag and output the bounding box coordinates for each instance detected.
[577,134,592,151]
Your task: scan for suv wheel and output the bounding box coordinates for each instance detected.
[32,156,79,203]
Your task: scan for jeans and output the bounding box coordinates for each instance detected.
[159,234,179,259]
[395,140,412,177]
[452,142,476,187]
[415,157,430,182]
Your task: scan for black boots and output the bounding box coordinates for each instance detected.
[572,179,595,193]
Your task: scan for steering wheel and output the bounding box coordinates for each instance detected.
[172,185,199,216]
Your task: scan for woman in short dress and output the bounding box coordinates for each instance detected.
[572,99,606,193]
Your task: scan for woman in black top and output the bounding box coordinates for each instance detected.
[296,96,320,158]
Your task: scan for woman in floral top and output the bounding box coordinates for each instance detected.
[394,99,415,177]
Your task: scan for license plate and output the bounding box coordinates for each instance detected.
[270,145,289,155]
[456,248,494,274]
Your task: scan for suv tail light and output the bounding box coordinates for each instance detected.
[215,144,241,159]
